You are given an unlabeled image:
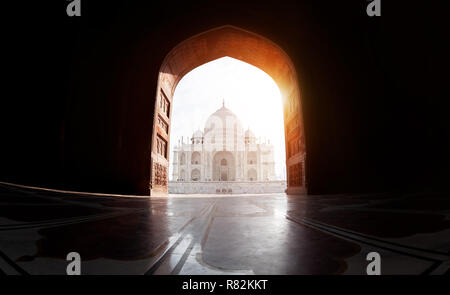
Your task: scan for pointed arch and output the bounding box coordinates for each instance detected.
[151,25,306,196]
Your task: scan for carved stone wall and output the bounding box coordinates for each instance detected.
[153,162,167,187]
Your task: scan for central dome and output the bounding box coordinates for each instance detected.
[210,104,238,120]
[204,101,243,136]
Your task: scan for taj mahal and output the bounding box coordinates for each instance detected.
[169,101,287,194]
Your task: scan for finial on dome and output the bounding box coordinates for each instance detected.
[222,98,225,107]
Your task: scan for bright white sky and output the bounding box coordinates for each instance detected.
[169,57,286,180]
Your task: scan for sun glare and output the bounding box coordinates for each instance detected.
[169,56,286,180]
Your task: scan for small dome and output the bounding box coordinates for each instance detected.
[193,130,203,138]
[245,129,255,138]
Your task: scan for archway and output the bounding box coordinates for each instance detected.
[150,25,306,196]
[212,151,235,181]
[247,151,257,165]
[247,168,257,181]
[180,153,186,165]
[191,152,201,165]
[179,169,185,181]
[191,168,200,181]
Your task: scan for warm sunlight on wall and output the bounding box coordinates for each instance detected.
[169,57,286,180]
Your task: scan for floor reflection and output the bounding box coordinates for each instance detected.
[0,184,449,274]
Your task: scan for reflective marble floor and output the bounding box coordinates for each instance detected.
[0,182,449,275]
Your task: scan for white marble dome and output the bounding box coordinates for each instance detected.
[171,102,276,185]
[204,102,244,138]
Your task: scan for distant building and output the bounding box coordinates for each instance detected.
[169,102,286,194]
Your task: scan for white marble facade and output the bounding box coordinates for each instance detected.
[171,102,278,190]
